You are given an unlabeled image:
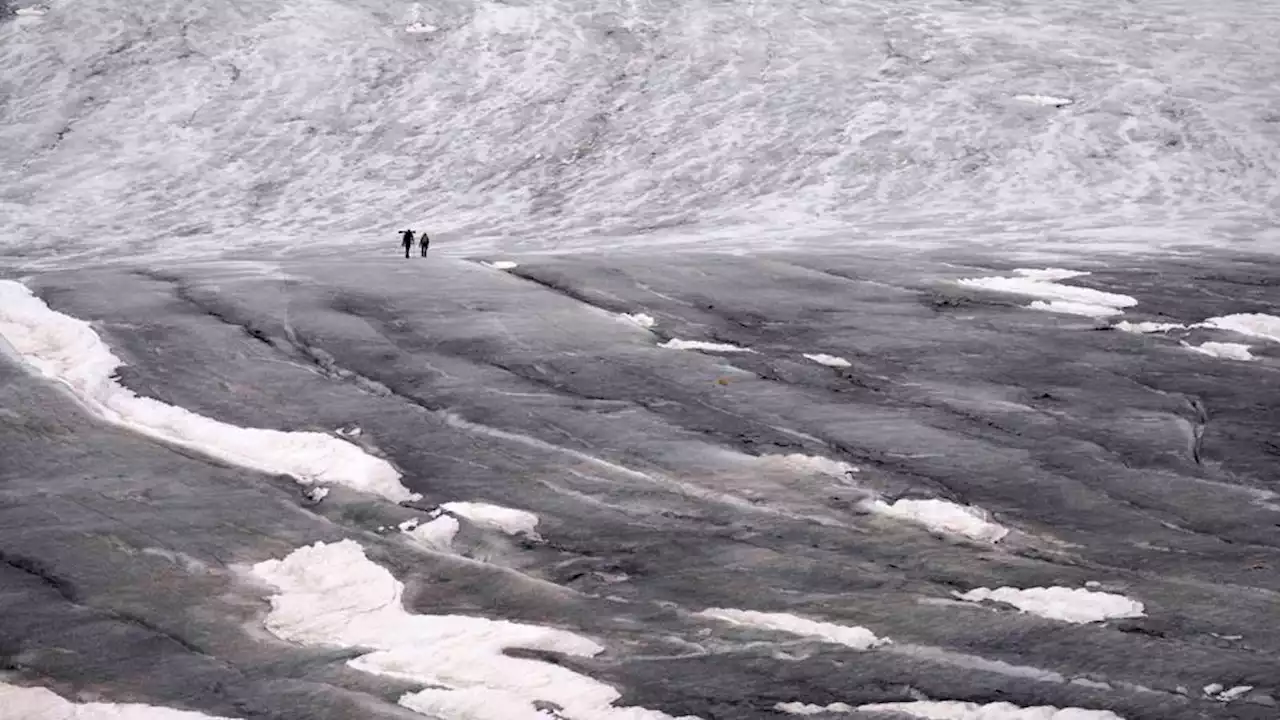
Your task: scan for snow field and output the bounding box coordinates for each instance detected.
[252,540,698,720]
[956,586,1145,624]
[0,682,237,719]
[0,281,415,502]
[697,608,887,650]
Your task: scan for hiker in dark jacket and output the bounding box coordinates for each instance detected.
[419,231,430,257]
[401,229,415,258]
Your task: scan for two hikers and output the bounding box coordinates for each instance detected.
[400,229,430,258]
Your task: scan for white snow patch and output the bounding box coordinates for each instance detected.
[0,281,414,502]
[252,540,696,720]
[1027,300,1124,318]
[407,515,460,551]
[1114,321,1186,334]
[776,701,855,715]
[0,682,237,719]
[1200,313,1280,343]
[956,586,1145,624]
[1204,684,1254,702]
[1011,269,1089,281]
[15,6,47,15]
[1184,341,1255,361]
[659,338,755,353]
[397,517,421,531]
[803,353,851,368]
[957,269,1137,318]
[856,701,1124,720]
[697,608,887,650]
[867,498,1009,543]
[440,501,540,537]
[483,260,520,270]
[755,453,859,478]
[304,486,329,503]
[405,21,438,33]
[620,312,656,329]
[1013,94,1074,107]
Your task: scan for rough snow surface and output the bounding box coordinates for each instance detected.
[867,498,1009,543]
[251,540,696,720]
[803,353,852,368]
[776,701,855,715]
[1013,94,1073,107]
[483,260,520,270]
[697,608,887,650]
[0,281,414,502]
[856,701,1124,720]
[956,586,1145,624]
[659,338,755,353]
[0,682,237,719]
[620,313,657,329]
[1185,342,1255,361]
[1200,314,1280,343]
[958,269,1137,318]
[1114,321,1185,334]
[440,501,540,537]
[404,22,437,33]
[407,515,460,551]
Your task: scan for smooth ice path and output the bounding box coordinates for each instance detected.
[0,281,414,502]
[252,540,698,720]
[697,608,887,650]
[958,269,1137,318]
[0,682,237,719]
[956,586,1145,624]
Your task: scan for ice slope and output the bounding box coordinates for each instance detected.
[3,0,1280,266]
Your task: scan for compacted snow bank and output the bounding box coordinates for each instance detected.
[252,540,697,720]
[956,586,1145,624]
[0,281,414,502]
[697,608,888,650]
[0,683,237,719]
[957,269,1137,318]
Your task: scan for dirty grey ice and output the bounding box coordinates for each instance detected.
[1,0,1279,719]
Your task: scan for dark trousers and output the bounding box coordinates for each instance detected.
[420,244,428,257]
[404,245,411,258]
